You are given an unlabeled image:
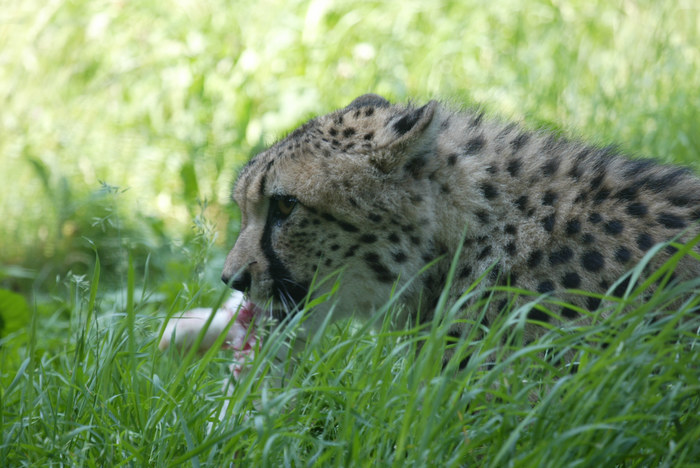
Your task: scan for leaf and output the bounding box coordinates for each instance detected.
[0,289,31,337]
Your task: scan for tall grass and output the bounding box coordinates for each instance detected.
[2,240,698,465]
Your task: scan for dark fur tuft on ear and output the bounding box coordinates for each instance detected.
[392,104,428,135]
[369,100,438,173]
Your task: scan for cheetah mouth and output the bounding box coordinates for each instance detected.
[227,298,263,348]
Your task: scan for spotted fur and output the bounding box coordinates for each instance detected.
[222,94,700,347]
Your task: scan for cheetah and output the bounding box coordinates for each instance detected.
[165,94,700,367]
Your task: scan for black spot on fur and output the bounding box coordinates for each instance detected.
[478,246,492,260]
[589,173,605,190]
[368,213,382,223]
[447,153,458,166]
[337,220,359,233]
[528,308,550,323]
[511,132,529,151]
[476,210,490,224]
[505,242,517,255]
[459,265,472,278]
[623,158,656,177]
[486,165,498,175]
[364,252,394,283]
[465,135,485,154]
[542,214,556,232]
[593,188,611,205]
[542,158,560,177]
[506,159,521,177]
[611,277,631,298]
[343,128,356,138]
[637,233,654,251]
[527,250,543,268]
[472,112,484,128]
[480,183,498,199]
[691,208,700,222]
[587,296,601,311]
[329,128,338,137]
[657,212,686,229]
[405,156,427,178]
[582,233,595,244]
[393,251,407,263]
[588,213,602,224]
[364,132,374,140]
[626,202,648,217]
[537,280,555,293]
[581,251,605,272]
[562,306,578,319]
[344,244,359,258]
[562,272,581,288]
[359,234,377,243]
[614,186,638,201]
[388,232,400,243]
[505,224,517,235]
[569,163,583,180]
[566,219,581,236]
[542,190,557,206]
[515,195,529,212]
[604,220,624,235]
[669,195,691,207]
[549,246,573,266]
[615,246,631,263]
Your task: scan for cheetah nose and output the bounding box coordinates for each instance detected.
[222,270,252,293]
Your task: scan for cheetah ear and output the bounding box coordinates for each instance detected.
[370,100,438,172]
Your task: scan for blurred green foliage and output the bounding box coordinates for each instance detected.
[1,0,699,291]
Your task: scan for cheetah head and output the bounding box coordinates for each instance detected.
[221,94,440,325]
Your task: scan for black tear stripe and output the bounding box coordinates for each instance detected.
[261,203,310,315]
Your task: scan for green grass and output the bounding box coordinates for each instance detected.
[2,0,700,465]
[2,244,699,465]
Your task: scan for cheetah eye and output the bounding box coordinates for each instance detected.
[273,195,298,219]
